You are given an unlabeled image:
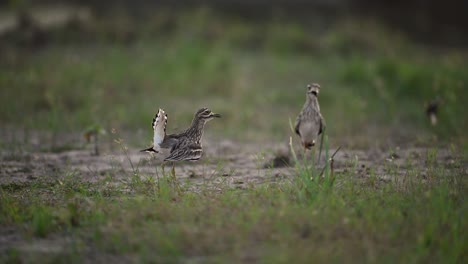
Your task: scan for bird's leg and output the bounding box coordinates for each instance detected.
[300,144,310,175]
[170,162,181,193]
[154,159,161,192]
[301,142,307,160]
[310,146,316,173]
[171,162,176,178]
[161,162,166,177]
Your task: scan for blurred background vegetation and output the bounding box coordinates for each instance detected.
[0,0,467,149]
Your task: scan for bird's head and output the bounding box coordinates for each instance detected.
[307,83,320,97]
[195,107,221,122]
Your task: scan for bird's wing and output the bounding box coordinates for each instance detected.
[164,142,203,162]
[152,109,167,148]
[294,114,301,136]
[318,114,325,135]
[159,134,179,149]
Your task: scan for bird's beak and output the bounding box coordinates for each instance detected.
[211,113,222,118]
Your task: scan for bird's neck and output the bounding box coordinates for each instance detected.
[186,118,206,142]
[306,95,318,105]
[306,95,321,112]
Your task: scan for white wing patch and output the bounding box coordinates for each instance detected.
[153,108,167,149]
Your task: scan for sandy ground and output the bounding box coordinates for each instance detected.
[1,137,464,191]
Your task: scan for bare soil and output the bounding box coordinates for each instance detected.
[1,136,464,190]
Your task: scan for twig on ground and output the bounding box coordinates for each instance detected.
[319,146,342,177]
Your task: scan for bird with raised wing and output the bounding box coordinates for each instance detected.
[141,107,221,176]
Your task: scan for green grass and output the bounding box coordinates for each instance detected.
[0,8,467,263]
[0,9,467,147]
[0,150,466,263]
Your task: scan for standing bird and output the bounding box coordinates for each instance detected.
[141,107,221,176]
[295,83,325,150]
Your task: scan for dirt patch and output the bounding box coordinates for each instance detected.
[1,138,464,190]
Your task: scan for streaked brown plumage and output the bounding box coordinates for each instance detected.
[141,108,221,174]
[295,83,325,150]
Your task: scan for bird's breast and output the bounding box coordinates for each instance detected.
[299,122,320,141]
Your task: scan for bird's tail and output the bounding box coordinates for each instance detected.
[153,109,168,145]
